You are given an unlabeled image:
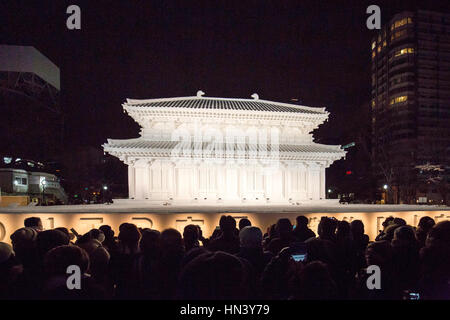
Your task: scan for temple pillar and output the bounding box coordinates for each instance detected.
[128,164,136,199]
[320,164,326,199]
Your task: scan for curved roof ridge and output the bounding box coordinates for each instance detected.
[125,96,326,114]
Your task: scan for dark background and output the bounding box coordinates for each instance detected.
[1,0,449,198]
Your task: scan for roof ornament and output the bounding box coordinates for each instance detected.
[196,90,205,98]
[251,93,259,100]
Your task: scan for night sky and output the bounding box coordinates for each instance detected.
[1,0,449,150]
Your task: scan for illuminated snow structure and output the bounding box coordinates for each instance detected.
[103,92,346,206]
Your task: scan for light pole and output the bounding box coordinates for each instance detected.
[383,184,388,204]
[103,185,108,204]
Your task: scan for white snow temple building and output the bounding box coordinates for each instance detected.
[103,91,346,205]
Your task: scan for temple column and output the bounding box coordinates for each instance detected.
[143,161,151,199]
[128,162,136,199]
[320,164,326,199]
[306,163,313,200]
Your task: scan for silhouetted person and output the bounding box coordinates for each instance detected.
[355,240,399,300]
[393,218,407,226]
[99,225,117,252]
[42,245,106,299]
[154,228,185,299]
[290,261,338,300]
[375,216,394,241]
[318,217,337,242]
[132,229,162,299]
[305,218,338,277]
[293,216,316,242]
[24,217,43,231]
[350,220,369,271]
[208,216,240,254]
[391,226,420,293]
[335,220,357,298]
[415,216,435,249]
[419,221,450,299]
[0,242,21,299]
[238,218,251,231]
[183,224,201,252]
[109,223,141,299]
[178,251,251,300]
[237,226,273,279]
[266,218,296,255]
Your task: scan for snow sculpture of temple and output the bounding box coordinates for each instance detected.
[103,92,346,205]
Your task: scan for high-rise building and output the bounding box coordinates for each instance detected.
[0,45,62,160]
[371,10,450,204]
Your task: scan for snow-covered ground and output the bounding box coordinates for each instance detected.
[0,202,448,214]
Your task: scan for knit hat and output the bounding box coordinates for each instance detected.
[10,227,38,245]
[239,226,263,248]
[0,242,13,263]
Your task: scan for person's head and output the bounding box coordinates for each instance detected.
[350,220,365,237]
[392,225,417,247]
[160,228,184,255]
[267,224,277,237]
[183,225,200,244]
[118,223,141,249]
[275,218,293,239]
[89,246,110,278]
[382,216,395,229]
[238,218,251,230]
[24,217,43,231]
[418,216,435,231]
[425,221,450,247]
[178,251,249,299]
[295,216,309,228]
[44,245,90,276]
[292,261,337,300]
[10,227,38,251]
[220,216,237,235]
[393,218,407,226]
[55,227,75,241]
[318,217,336,240]
[76,239,103,257]
[336,220,352,241]
[37,229,70,258]
[140,229,161,254]
[219,216,228,230]
[365,240,393,267]
[383,224,401,242]
[239,226,263,249]
[99,225,115,241]
[88,229,105,243]
[0,242,14,266]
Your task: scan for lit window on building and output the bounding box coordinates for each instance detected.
[390,96,408,105]
[372,51,376,59]
[371,100,376,108]
[390,17,413,31]
[14,177,28,185]
[391,29,407,41]
[372,41,376,50]
[394,47,414,57]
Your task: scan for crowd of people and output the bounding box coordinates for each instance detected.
[0,215,449,300]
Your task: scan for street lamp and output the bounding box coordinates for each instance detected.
[103,185,108,204]
[41,179,47,205]
[383,184,388,190]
